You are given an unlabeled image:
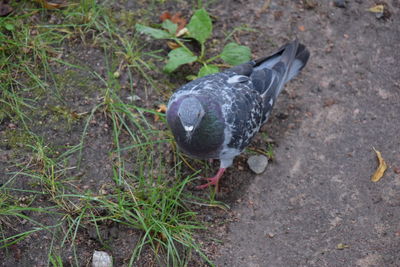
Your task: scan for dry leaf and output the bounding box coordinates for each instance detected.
[371,147,388,182]
[70,111,80,119]
[34,0,68,9]
[367,3,390,19]
[171,12,187,32]
[157,104,167,113]
[336,243,349,250]
[176,27,188,37]
[304,0,317,9]
[160,11,187,34]
[154,104,167,121]
[367,4,384,13]
[167,41,181,49]
[298,25,305,32]
[160,11,171,21]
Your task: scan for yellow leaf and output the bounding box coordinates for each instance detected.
[367,5,384,13]
[336,243,349,250]
[157,104,167,113]
[371,147,387,182]
[167,41,181,50]
[176,27,188,37]
[154,104,167,121]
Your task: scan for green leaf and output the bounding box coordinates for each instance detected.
[5,23,15,31]
[187,8,212,44]
[198,64,219,77]
[220,42,252,65]
[135,23,172,39]
[162,19,177,34]
[164,48,198,73]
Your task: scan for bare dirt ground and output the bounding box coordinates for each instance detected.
[210,0,400,266]
[1,0,399,266]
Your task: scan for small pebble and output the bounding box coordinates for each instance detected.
[276,112,289,120]
[247,155,269,174]
[304,0,318,9]
[333,0,346,8]
[92,251,113,267]
[127,95,141,102]
[204,215,213,222]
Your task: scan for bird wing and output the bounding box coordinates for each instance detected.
[228,40,309,124]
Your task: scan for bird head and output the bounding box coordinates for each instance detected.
[177,96,205,138]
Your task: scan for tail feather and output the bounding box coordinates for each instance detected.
[254,40,309,97]
[286,43,310,82]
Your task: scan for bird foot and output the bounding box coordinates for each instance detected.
[196,168,226,191]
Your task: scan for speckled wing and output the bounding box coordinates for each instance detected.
[220,71,264,151]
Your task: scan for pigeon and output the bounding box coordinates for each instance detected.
[166,39,310,190]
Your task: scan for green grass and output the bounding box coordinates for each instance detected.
[0,1,225,266]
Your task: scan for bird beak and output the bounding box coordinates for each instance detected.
[184,125,194,132]
[184,125,194,140]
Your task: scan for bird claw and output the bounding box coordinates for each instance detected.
[196,177,220,190]
[195,168,226,191]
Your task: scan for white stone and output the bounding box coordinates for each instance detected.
[92,251,113,267]
[247,155,269,174]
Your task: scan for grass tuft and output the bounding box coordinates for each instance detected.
[0,1,229,266]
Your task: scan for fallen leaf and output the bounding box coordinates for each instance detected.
[160,11,187,33]
[160,11,171,21]
[34,0,68,9]
[304,0,318,9]
[171,12,187,32]
[298,25,305,32]
[154,104,167,121]
[0,2,13,17]
[336,243,349,250]
[157,104,167,113]
[176,27,188,37]
[371,147,388,182]
[393,167,400,174]
[70,111,80,119]
[367,4,384,13]
[367,3,391,19]
[167,41,181,50]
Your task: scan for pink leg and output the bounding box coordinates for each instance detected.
[196,168,226,191]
